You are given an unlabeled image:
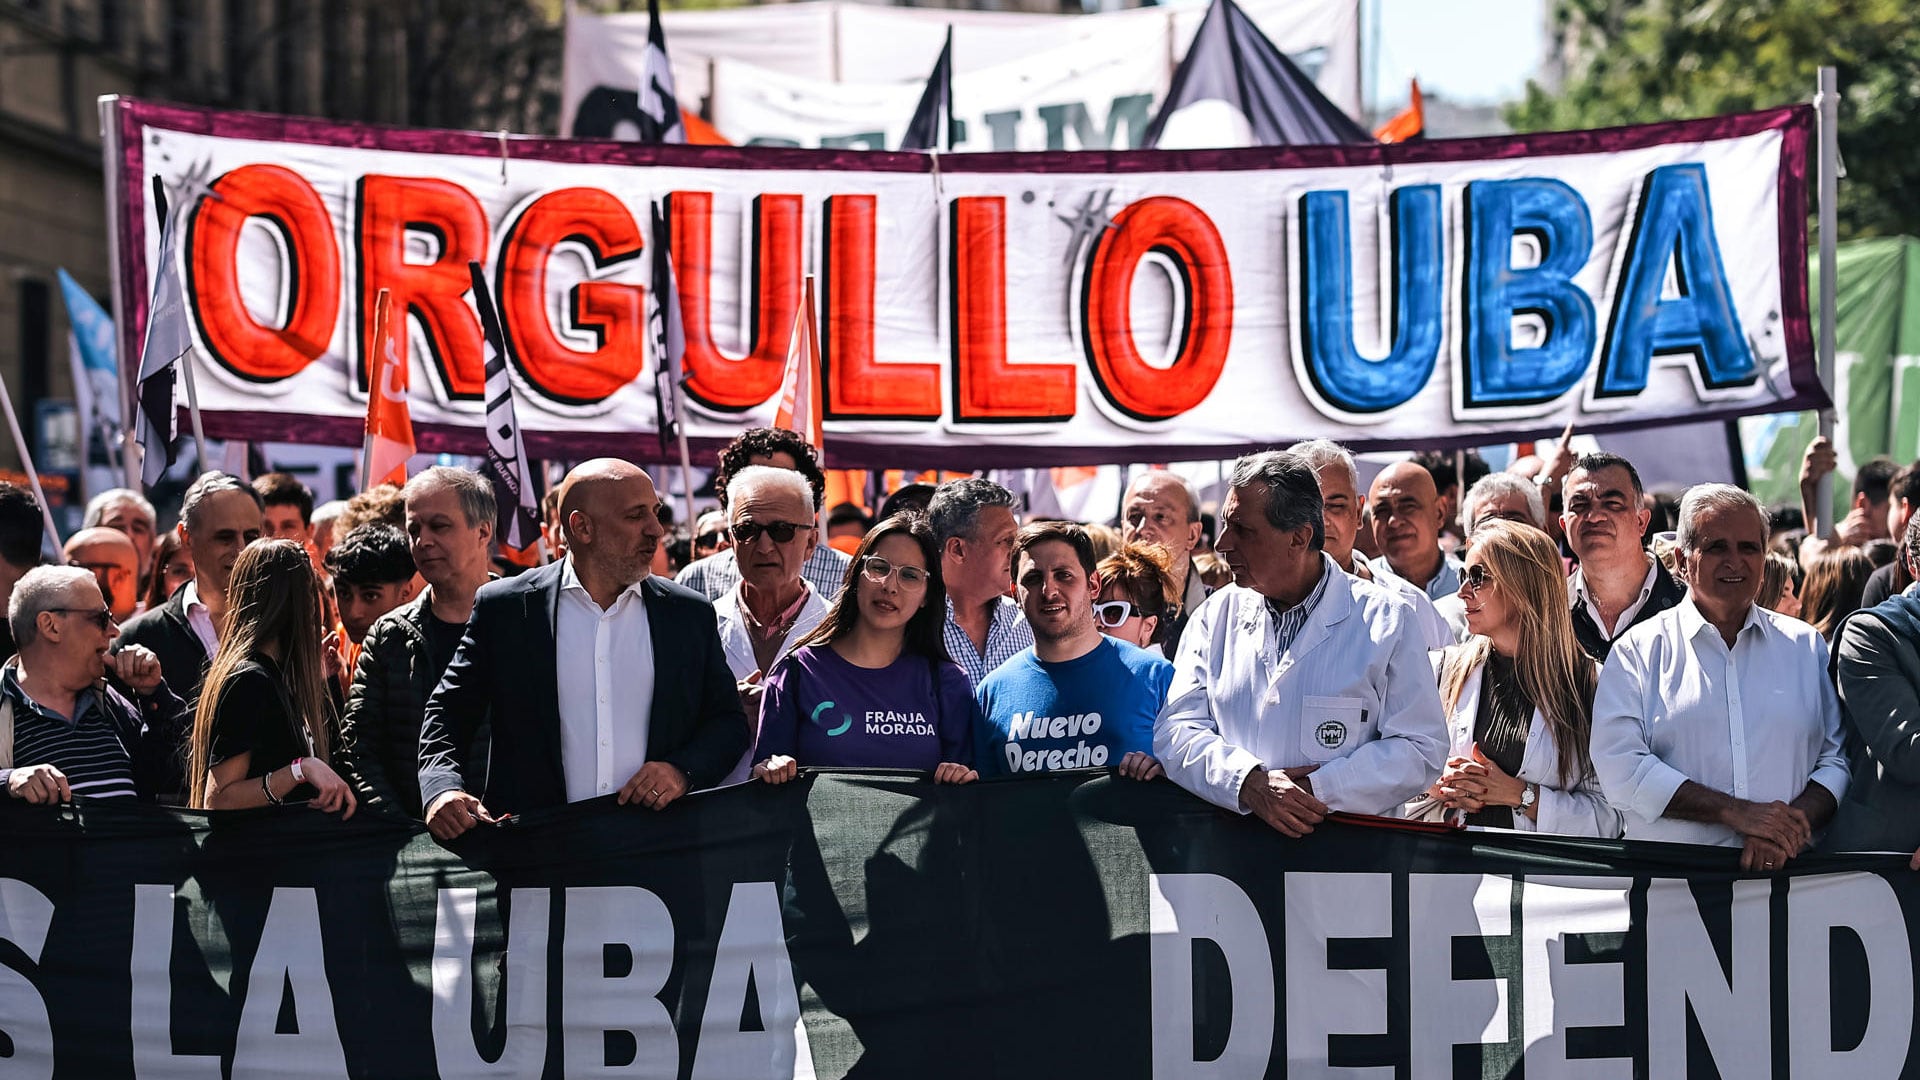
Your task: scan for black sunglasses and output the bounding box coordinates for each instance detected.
[732,520,815,545]
[1461,564,1496,590]
[696,530,727,548]
[49,607,116,630]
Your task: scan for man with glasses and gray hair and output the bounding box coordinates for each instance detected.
[0,566,187,804]
[1155,451,1446,835]
[1591,484,1847,870]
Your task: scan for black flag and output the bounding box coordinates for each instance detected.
[899,27,956,152]
[637,0,686,144]
[468,263,542,550]
[1142,0,1370,149]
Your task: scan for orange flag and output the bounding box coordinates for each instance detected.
[362,288,415,490]
[1373,79,1424,144]
[774,276,824,455]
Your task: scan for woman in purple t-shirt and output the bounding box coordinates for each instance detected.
[753,514,978,783]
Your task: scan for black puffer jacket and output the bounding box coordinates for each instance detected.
[339,590,474,818]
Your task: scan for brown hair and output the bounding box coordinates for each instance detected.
[1096,542,1179,645]
[1757,551,1800,611]
[1438,521,1598,785]
[187,540,331,808]
[1015,521,1097,576]
[1801,546,1874,640]
[793,513,950,663]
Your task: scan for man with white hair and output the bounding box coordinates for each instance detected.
[1120,470,1211,654]
[1155,451,1446,833]
[1459,473,1547,534]
[1288,439,1457,649]
[0,567,185,803]
[713,466,830,781]
[84,488,158,596]
[1591,484,1848,870]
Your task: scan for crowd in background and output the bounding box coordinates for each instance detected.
[4,427,1920,873]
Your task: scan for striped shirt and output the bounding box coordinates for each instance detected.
[677,545,851,603]
[1,669,137,799]
[1265,563,1334,658]
[944,594,1034,687]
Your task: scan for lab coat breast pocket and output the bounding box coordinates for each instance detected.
[1301,695,1368,762]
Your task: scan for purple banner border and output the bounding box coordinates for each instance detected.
[111,98,1821,470]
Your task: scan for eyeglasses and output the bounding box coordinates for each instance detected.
[861,556,930,588]
[49,607,116,630]
[696,530,727,548]
[1461,565,1496,591]
[732,520,815,545]
[1093,600,1143,628]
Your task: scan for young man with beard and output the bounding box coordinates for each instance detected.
[339,467,494,818]
[974,522,1170,779]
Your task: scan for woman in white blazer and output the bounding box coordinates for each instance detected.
[1422,520,1621,837]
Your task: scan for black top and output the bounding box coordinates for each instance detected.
[1570,555,1687,661]
[1468,652,1532,829]
[208,656,311,783]
[423,614,465,685]
[1861,560,1907,610]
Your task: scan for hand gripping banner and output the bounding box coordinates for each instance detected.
[3,773,1915,1078]
[102,98,1820,467]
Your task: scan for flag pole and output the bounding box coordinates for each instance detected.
[674,383,697,542]
[0,373,69,557]
[176,346,211,474]
[1813,65,1839,539]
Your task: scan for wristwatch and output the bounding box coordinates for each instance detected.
[1519,783,1537,809]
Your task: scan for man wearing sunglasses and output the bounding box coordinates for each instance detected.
[975,522,1171,779]
[1,567,187,804]
[712,467,831,782]
[675,428,851,601]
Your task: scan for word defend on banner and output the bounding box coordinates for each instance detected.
[103,99,1820,468]
[1,774,1914,1078]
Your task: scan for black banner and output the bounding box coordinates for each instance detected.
[1,771,1915,1078]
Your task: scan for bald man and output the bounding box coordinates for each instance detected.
[1368,461,1462,601]
[417,459,749,838]
[64,527,141,621]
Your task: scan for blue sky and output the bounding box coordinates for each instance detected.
[1366,0,1547,110]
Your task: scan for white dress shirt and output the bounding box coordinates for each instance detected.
[1568,557,1660,638]
[181,581,217,655]
[554,559,656,803]
[1590,597,1849,846]
[1154,554,1447,816]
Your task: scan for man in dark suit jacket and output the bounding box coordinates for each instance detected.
[419,459,748,839]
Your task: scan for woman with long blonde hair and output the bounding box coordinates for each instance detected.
[187,539,356,817]
[1421,520,1619,835]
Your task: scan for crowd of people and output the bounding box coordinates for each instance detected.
[4,426,1920,873]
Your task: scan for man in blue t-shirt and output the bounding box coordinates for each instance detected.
[976,522,1173,778]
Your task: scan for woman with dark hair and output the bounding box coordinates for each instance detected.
[752,514,977,783]
[1801,547,1875,642]
[187,539,356,816]
[1415,520,1618,835]
[143,530,193,611]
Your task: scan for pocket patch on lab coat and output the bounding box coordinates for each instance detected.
[1301,695,1367,760]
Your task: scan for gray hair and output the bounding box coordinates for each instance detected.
[1285,439,1360,497]
[180,472,262,532]
[8,565,96,650]
[927,478,1017,545]
[1123,470,1202,523]
[1462,473,1547,530]
[1228,451,1325,550]
[727,466,815,519]
[312,500,348,527]
[403,466,496,530]
[1676,483,1767,552]
[83,488,155,530]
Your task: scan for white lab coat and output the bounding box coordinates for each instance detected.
[1155,555,1448,815]
[1362,555,1461,650]
[1432,652,1622,837]
[714,583,830,784]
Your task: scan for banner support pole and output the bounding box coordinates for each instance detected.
[0,373,69,558]
[1814,65,1838,538]
[177,349,211,476]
